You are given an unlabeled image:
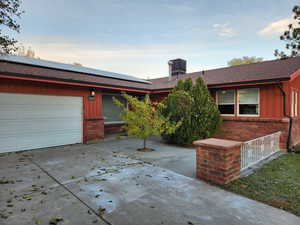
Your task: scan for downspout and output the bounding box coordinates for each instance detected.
[278,82,292,152]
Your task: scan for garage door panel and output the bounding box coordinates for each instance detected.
[0,93,83,153]
[0,134,81,153]
[0,105,82,119]
[0,121,82,136]
[0,94,82,105]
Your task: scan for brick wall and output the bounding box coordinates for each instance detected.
[213,117,290,150]
[194,138,242,184]
[85,119,104,143]
[104,123,124,135]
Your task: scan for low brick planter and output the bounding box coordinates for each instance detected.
[193,138,242,185]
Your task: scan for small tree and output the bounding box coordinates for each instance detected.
[114,93,181,151]
[159,77,221,145]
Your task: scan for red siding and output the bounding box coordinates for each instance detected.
[289,72,300,116]
[287,72,300,146]
[151,84,285,119]
[0,78,104,143]
[260,85,284,118]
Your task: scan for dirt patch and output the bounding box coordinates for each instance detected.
[137,148,155,152]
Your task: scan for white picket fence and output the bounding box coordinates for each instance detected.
[240,131,281,171]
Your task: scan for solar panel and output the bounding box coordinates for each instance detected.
[0,54,151,84]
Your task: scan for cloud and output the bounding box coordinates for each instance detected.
[213,23,236,37]
[20,37,206,78]
[259,17,299,36]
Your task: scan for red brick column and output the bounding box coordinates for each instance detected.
[193,138,242,185]
[85,118,104,143]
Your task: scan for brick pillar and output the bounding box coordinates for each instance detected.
[193,138,242,185]
[85,118,104,143]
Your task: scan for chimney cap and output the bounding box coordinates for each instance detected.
[168,58,187,77]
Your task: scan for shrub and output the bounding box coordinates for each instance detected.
[114,93,181,150]
[159,77,221,145]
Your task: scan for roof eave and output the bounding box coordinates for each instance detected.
[151,77,290,93]
[0,72,151,93]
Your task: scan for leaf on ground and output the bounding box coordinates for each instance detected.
[0,212,9,219]
[98,207,106,216]
[0,178,15,184]
[94,178,107,182]
[35,219,42,225]
[49,217,63,225]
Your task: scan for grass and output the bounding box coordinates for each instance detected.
[222,153,300,216]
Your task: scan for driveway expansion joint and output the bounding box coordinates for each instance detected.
[30,158,113,225]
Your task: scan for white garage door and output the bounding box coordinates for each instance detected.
[0,93,83,153]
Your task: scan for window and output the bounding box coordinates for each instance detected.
[102,94,126,123]
[237,88,259,116]
[217,89,235,115]
[291,90,298,117]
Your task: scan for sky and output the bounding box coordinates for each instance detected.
[9,0,300,79]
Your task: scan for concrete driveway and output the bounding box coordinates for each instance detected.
[0,137,299,225]
[99,136,196,177]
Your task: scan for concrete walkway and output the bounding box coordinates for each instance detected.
[0,138,299,225]
[100,136,196,177]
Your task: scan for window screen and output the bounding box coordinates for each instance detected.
[102,95,126,123]
[217,89,235,115]
[238,88,259,115]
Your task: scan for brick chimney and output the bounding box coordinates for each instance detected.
[168,58,186,80]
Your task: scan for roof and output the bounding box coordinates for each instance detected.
[1,54,300,91]
[150,56,300,90]
[0,54,151,84]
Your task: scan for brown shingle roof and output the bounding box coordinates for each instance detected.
[1,55,300,91]
[150,56,300,90]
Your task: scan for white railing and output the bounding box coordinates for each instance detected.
[241,131,281,171]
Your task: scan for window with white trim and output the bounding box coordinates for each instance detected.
[217,89,235,115]
[291,90,298,117]
[102,94,127,123]
[237,88,259,116]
